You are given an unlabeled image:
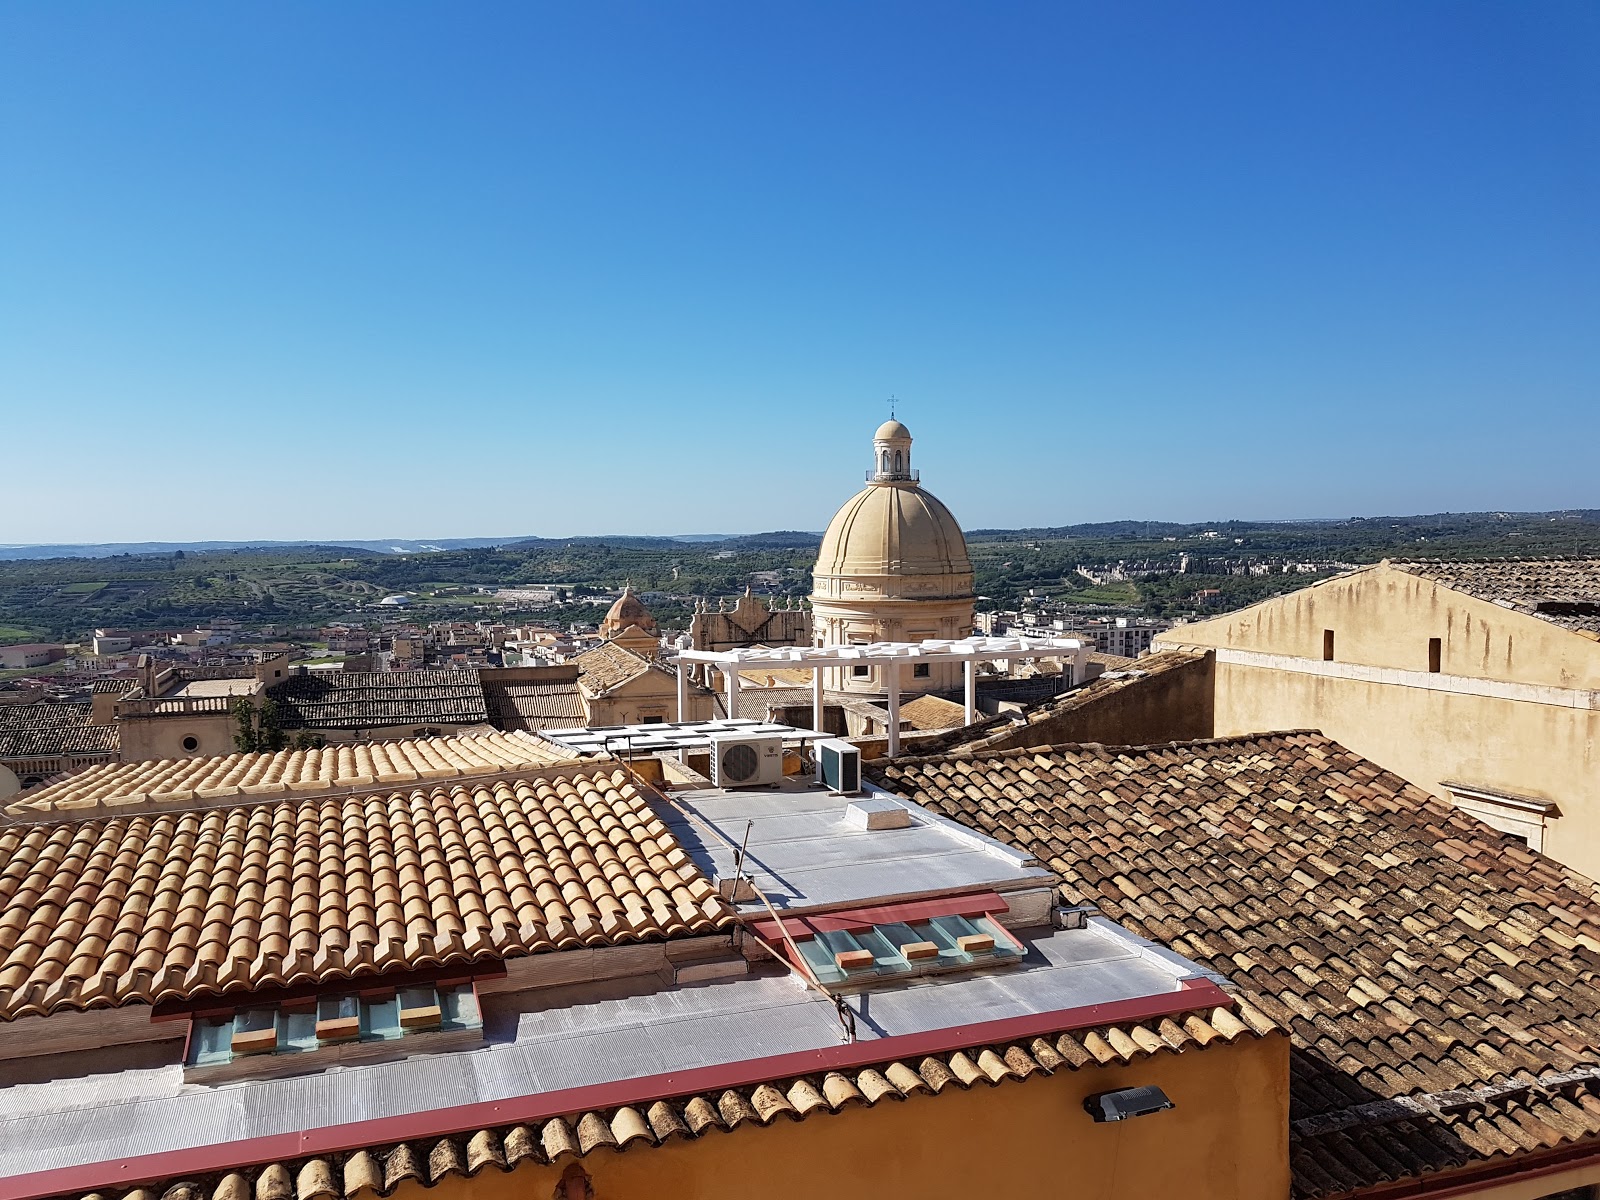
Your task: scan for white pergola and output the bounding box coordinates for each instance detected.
[674,635,1087,757]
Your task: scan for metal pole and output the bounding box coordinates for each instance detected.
[812,664,824,734]
[964,657,976,726]
[886,667,901,758]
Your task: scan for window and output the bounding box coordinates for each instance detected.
[1428,637,1442,673]
[181,735,199,752]
[640,714,665,724]
[852,664,870,677]
[186,983,480,1070]
[913,663,930,678]
[1322,630,1335,661]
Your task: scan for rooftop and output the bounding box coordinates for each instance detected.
[0,702,120,763]
[0,759,732,1021]
[268,669,491,730]
[1389,557,1600,636]
[3,729,574,820]
[870,730,1600,1198]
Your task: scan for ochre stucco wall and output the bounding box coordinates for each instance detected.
[1158,565,1600,876]
[389,1033,1289,1200]
[1166,565,1600,691]
[116,713,238,761]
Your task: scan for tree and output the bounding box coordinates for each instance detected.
[231,696,289,753]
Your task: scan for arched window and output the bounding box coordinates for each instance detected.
[894,451,903,473]
[881,450,890,473]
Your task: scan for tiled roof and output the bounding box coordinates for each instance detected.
[90,679,139,694]
[1391,558,1600,636]
[269,669,490,730]
[574,643,658,693]
[482,678,586,732]
[4,730,575,819]
[0,763,732,1021]
[0,702,121,761]
[897,693,968,731]
[63,999,1272,1200]
[1087,650,1138,669]
[870,732,1600,1198]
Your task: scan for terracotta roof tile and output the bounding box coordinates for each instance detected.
[5,730,576,820]
[0,760,730,1020]
[269,670,489,730]
[1390,558,1600,635]
[0,703,120,760]
[869,732,1600,1197]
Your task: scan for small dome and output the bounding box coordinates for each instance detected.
[601,586,656,637]
[814,483,972,591]
[875,419,912,442]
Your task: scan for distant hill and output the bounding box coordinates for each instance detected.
[5,511,1597,562]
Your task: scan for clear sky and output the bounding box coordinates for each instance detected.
[3,2,1597,544]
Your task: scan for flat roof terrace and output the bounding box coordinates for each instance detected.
[656,777,1052,914]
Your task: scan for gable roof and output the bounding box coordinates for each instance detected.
[1389,558,1600,637]
[896,693,968,731]
[0,762,732,1021]
[870,731,1600,1198]
[574,642,668,695]
[3,729,574,820]
[269,669,490,730]
[0,702,120,761]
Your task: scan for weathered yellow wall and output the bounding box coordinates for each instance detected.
[1168,565,1600,690]
[116,713,237,761]
[1159,564,1600,876]
[393,1033,1288,1200]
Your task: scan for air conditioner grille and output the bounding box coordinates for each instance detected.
[722,742,759,782]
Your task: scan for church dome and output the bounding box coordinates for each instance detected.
[601,586,656,637]
[814,483,973,592]
[813,420,973,601]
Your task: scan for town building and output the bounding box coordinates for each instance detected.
[0,699,120,792]
[1154,558,1600,874]
[0,726,1286,1200]
[870,729,1600,1198]
[0,644,67,671]
[810,420,977,696]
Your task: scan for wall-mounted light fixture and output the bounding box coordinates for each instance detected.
[1084,1085,1175,1122]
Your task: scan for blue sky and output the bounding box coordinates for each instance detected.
[2,2,1596,543]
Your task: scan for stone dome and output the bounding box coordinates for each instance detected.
[814,483,973,597]
[601,586,656,637]
[874,418,912,442]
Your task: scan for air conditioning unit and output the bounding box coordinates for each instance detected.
[709,734,784,788]
[817,738,861,794]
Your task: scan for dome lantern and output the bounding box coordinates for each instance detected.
[871,420,916,482]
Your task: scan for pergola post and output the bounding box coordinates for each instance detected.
[676,661,689,722]
[724,666,740,720]
[812,665,824,735]
[964,657,976,726]
[886,667,901,758]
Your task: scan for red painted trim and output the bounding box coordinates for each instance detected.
[749,890,1008,941]
[150,962,505,1023]
[0,981,1235,1200]
[1333,1133,1600,1199]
